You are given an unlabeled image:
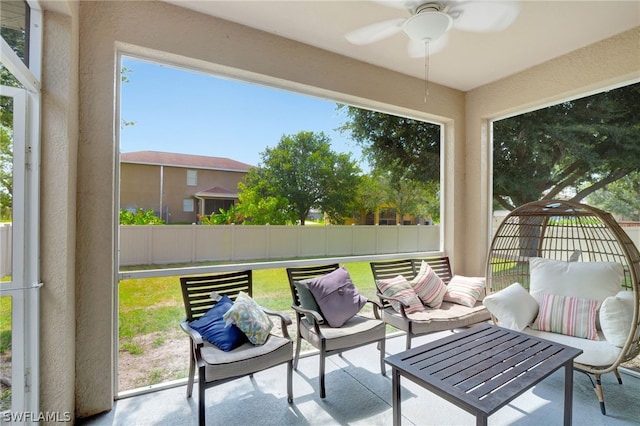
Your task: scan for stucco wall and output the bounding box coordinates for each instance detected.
[40,5,79,420]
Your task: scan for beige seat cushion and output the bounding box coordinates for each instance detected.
[202,334,292,382]
[382,302,490,335]
[299,314,385,352]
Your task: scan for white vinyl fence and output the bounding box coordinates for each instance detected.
[118,224,441,266]
[0,223,11,277]
[2,222,639,274]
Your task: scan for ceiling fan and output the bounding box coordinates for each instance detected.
[345,1,523,58]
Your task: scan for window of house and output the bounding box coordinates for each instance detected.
[204,199,234,215]
[186,169,197,186]
[379,208,396,225]
[183,198,194,212]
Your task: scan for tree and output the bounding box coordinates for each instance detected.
[1,48,21,221]
[338,107,441,223]
[493,83,640,210]
[366,169,440,224]
[338,105,441,183]
[587,172,640,221]
[237,131,362,225]
[0,127,11,219]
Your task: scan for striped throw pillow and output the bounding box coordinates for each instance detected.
[532,293,599,340]
[443,275,486,308]
[377,275,425,314]
[410,261,447,308]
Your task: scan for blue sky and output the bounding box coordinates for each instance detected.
[119,57,365,169]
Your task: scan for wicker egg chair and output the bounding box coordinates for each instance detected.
[486,199,640,414]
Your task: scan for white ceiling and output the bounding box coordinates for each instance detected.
[165,0,640,92]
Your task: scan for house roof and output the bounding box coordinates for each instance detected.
[120,151,253,172]
[194,186,239,199]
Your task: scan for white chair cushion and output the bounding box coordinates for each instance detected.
[522,327,620,366]
[529,258,623,305]
[483,282,539,331]
[600,291,635,347]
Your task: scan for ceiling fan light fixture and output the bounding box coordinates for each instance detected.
[403,11,453,42]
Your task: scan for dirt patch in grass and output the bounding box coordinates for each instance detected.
[1,350,11,411]
[118,328,190,391]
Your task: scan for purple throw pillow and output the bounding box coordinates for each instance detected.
[306,266,366,327]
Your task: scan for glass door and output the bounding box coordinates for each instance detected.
[0,84,40,424]
[1,1,41,422]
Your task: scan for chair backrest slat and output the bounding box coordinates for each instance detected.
[180,270,252,321]
[369,259,416,282]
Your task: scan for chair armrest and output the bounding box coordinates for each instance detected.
[290,304,325,324]
[364,298,383,319]
[181,319,207,368]
[375,291,412,320]
[180,319,204,346]
[262,307,293,340]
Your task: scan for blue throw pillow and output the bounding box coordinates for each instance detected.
[189,295,247,351]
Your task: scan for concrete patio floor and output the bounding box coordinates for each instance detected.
[79,329,640,425]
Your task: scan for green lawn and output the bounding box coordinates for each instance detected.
[1,263,380,389]
[118,261,378,355]
[0,278,12,354]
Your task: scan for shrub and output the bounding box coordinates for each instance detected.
[120,208,164,225]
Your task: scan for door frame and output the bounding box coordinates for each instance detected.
[0,1,42,421]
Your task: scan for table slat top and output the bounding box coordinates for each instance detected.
[385,324,583,415]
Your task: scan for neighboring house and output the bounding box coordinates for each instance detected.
[347,205,430,226]
[120,151,253,223]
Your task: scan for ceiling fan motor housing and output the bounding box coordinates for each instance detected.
[403,4,453,42]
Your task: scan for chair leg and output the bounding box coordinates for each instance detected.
[593,374,606,415]
[405,333,411,350]
[293,334,302,370]
[287,359,294,403]
[614,368,623,384]
[186,344,195,398]
[319,343,327,399]
[198,366,206,426]
[379,337,386,377]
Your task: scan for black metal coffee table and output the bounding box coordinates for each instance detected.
[385,323,582,426]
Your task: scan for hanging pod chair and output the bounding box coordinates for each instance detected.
[486,200,640,415]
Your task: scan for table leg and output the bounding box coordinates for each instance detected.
[476,413,488,426]
[392,368,401,426]
[563,362,574,426]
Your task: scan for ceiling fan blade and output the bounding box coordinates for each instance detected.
[373,0,427,11]
[345,18,405,45]
[408,34,449,58]
[450,1,522,32]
